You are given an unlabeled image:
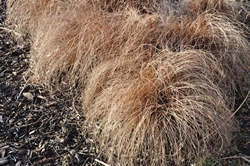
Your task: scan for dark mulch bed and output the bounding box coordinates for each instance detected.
[0,1,249,166]
[0,24,100,166]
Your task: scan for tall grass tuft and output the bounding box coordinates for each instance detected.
[84,50,234,165]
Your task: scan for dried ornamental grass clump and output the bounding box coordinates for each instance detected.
[162,12,250,95]
[6,0,250,165]
[7,0,68,35]
[26,6,160,91]
[84,50,234,165]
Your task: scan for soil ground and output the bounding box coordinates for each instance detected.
[0,1,250,166]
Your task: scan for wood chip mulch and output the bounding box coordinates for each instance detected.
[0,3,101,165]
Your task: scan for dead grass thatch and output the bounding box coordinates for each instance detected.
[6,0,250,165]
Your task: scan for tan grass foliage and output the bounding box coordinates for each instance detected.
[84,50,234,165]
[88,0,159,11]
[162,12,249,93]
[6,0,250,165]
[183,0,238,15]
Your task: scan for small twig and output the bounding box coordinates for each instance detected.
[0,27,22,37]
[0,157,9,165]
[95,159,110,166]
[32,156,60,166]
[243,140,250,146]
[230,90,250,119]
[220,155,250,160]
[72,98,81,118]
[16,78,29,100]
[220,156,250,163]
[14,114,46,129]
[204,91,250,139]
[242,156,250,163]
